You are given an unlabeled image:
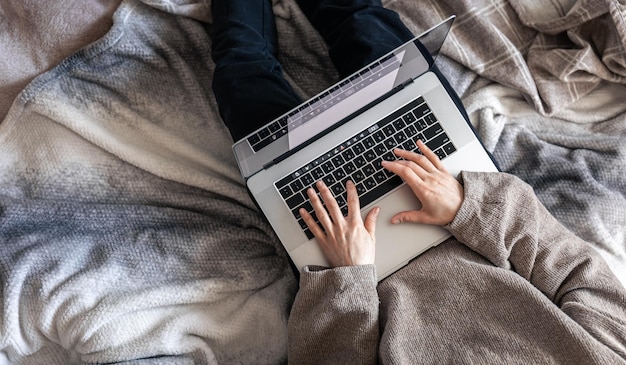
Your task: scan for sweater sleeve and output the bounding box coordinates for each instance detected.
[288,265,379,365]
[446,171,626,355]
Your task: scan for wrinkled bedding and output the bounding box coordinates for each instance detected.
[0,0,624,363]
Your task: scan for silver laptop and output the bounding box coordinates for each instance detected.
[234,16,499,280]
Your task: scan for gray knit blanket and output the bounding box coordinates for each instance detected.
[0,0,624,363]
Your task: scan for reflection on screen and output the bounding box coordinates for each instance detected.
[287,39,429,150]
[287,52,404,149]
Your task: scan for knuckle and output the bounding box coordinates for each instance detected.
[397,164,412,175]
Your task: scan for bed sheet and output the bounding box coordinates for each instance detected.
[0,0,624,363]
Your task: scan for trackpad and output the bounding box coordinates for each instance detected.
[368,185,450,279]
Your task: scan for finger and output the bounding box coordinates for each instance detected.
[393,147,437,173]
[416,140,446,171]
[307,187,333,231]
[382,159,425,184]
[364,206,380,237]
[382,160,430,203]
[391,210,433,225]
[316,181,343,222]
[345,180,361,219]
[299,207,326,239]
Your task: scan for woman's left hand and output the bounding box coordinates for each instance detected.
[299,180,380,267]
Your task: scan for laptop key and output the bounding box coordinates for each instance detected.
[248,133,261,146]
[352,170,366,183]
[363,136,376,149]
[443,142,457,155]
[352,142,365,155]
[336,195,347,208]
[359,175,403,208]
[416,118,429,130]
[371,157,384,170]
[413,102,431,118]
[333,169,347,181]
[382,151,396,162]
[426,132,450,152]
[286,192,305,210]
[293,204,313,222]
[394,130,407,145]
[362,164,376,176]
[424,113,438,125]
[321,161,334,174]
[403,112,416,124]
[393,118,406,130]
[331,182,345,196]
[290,179,304,192]
[344,161,357,174]
[343,148,356,161]
[363,177,377,190]
[254,137,274,151]
[301,173,315,187]
[382,124,395,136]
[384,137,396,149]
[355,183,367,195]
[374,143,387,155]
[322,174,336,186]
[279,186,293,199]
[354,156,367,168]
[258,127,270,139]
[423,123,444,140]
[374,171,387,184]
[405,124,417,137]
[311,167,325,180]
[402,140,415,151]
[373,130,386,142]
[332,155,345,167]
[364,149,377,162]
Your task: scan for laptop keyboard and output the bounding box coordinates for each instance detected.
[274,97,457,239]
[246,54,400,152]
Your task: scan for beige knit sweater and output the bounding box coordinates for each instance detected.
[288,171,626,364]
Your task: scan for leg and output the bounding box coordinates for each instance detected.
[296,0,415,78]
[211,0,302,142]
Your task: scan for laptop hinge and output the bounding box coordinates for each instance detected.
[263,160,276,170]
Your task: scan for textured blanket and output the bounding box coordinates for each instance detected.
[0,0,624,363]
[0,0,121,122]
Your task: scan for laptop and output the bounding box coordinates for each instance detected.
[233,16,499,280]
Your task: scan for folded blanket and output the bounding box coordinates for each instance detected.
[0,0,122,122]
[0,0,624,363]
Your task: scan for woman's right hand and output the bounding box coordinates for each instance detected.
[381,140,464,226]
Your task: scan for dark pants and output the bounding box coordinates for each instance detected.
[211,0,414,142]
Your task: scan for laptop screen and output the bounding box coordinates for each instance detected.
[286,16,455,150]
